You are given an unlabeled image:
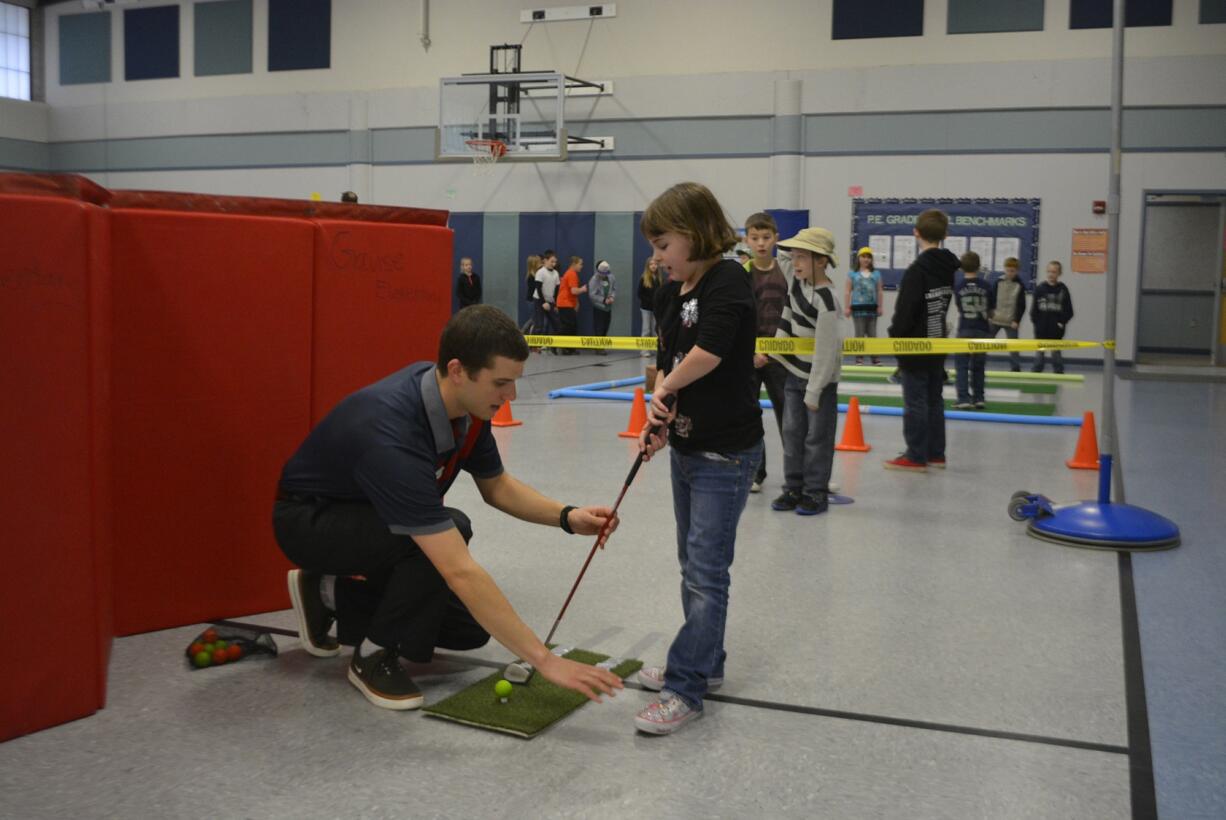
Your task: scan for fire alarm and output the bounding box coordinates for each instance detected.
[1092,200,1106,215]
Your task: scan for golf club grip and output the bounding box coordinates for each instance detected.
[625,393,676,485]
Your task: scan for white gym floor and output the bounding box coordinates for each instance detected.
[2,351,1222,819]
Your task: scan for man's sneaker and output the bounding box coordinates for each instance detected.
[637,666,722,692]
[634,694,702,735]
[749,479,763,494]
[871,357,882,366]
[887,370,901,384]
[287,569,340,658]
[855,357,864,365]
[952,401,974,410]
[771,490,800,511]
[928,457,946,469]
[348,646,424,710]
[973,401,986,410]
[796,493,828,516]
[884,455,927,472]
[828,480,842,493]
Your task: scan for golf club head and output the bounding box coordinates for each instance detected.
[504,660,534,684]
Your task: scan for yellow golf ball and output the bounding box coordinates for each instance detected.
[494,679,513,699]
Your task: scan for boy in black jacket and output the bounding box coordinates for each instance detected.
[1031,260,1074,374]
[885,209,959,472]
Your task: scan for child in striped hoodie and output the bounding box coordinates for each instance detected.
[769,227,844,516]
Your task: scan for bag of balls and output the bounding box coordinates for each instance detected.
[184,625,278,670]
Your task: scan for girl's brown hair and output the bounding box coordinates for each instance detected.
[641,258,658,287]
[640,182,737,261]
[525,254,541,283]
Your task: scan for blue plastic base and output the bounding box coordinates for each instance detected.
[1027,501,1180,551]
[828,494,855,505]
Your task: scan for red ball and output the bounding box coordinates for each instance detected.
[202,628,219,644]
[189,642,206,657]
[211,648,228,665]
[226,644,242,661]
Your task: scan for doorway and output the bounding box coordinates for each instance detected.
[1136,193,1226,367]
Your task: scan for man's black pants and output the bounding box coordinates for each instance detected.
[273,499,489,662]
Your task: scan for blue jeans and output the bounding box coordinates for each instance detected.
[991,324,1021,370]
[781,375,837,497]
[899,367,946,464]
[663,440,762,710]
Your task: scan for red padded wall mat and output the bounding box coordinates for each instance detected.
[310,221,452,421]
[109,209,313,635]
[110,190,447,227]
[0,196,111,740]
[0,172,112,204]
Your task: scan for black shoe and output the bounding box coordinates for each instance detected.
[287,570,340,658]
[771,490,800,511]
[974,401,986,410]
[348,646,424,710]
[796,493,829,516]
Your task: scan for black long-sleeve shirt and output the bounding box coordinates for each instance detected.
[456,273,482,307]
[888,247,958,370]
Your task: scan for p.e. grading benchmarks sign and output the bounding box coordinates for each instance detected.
[851,198,1041,290]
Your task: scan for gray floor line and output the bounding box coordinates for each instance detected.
[215,618,1130,757]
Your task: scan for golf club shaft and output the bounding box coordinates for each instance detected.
[540,395,675,648]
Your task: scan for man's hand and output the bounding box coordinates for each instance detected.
[844,307,852,317]
[537,654,623,702]
[753,353,768,369]
[805,401,818,412]
[543,303,552,311]
[877,306,884,316]
[1011,321,1019,330]
[568,505,620,547]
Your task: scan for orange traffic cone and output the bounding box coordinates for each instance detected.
[491,401,522,428]
[835,396,871,452]
[1066,411,1100,469]
[618,387,649,438]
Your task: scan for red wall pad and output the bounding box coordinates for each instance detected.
[109,210,313,635]
[110,190,448,227]
[311,221,453,421]
[0,171,112,205]
[0,196,112,741]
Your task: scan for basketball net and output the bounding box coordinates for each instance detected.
[466,139,507,176]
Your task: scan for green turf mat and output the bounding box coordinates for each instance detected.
[836,374,1058,394]
[423,649,642,738]
[836,394,1057,415]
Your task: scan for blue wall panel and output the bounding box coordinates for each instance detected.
[517,214,557,327]
[833,0,924,39]
[195,0,252,77]
[448,213,484,315]
[556,213,596,335]
[1070,0,1172,27]
[268,0,330,71]
[124,5,180,81]
[59,12,111,85]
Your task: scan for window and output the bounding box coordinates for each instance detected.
[0,2,31,101]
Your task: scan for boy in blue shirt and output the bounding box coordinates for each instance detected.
[953,251,994,410]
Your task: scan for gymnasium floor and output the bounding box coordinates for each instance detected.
[2,352,1222,819]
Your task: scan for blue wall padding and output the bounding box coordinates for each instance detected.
[448,212,483,314]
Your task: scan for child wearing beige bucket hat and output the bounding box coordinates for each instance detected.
[768,227,844,516]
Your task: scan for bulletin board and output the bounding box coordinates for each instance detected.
[851,198,1041,289]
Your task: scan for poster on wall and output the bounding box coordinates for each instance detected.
[851,198,1042,289]
[1071,228,1108,273]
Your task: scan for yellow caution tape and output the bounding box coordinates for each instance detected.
[524,335,1105,356]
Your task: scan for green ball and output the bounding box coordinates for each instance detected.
[193,651,212,668]
[213,639,228,650]
[494,679,513,698]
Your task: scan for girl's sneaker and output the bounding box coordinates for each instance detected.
[634,694,702,735]
[637,666,722,692]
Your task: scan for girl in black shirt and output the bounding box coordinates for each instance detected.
[631,182,764,735]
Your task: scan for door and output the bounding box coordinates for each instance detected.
[1137,194,1226,366]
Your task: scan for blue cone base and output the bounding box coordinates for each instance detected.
[828,494,855,505]
[1028,501,1180,551]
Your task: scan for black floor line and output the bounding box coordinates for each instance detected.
[214,619,1130,757]
[1118,553,1158,820]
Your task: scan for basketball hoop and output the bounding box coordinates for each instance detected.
[465,139,507,175]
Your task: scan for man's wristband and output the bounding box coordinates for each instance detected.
[559,505,577,534]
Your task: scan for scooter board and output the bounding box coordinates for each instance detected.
[423,648,642,738]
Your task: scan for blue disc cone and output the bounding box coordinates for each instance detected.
[1028,501,1180,551]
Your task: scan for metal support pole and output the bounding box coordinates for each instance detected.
[1100,0,1126,504]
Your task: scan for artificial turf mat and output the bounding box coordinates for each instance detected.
[836,394,1057,416]
[423,648,642,738]
[839,373,1058,394]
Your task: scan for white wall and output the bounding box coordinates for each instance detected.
[27,0,1226,360]
[43,0,1226,107]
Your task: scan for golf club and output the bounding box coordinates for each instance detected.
[504,394,675,683]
